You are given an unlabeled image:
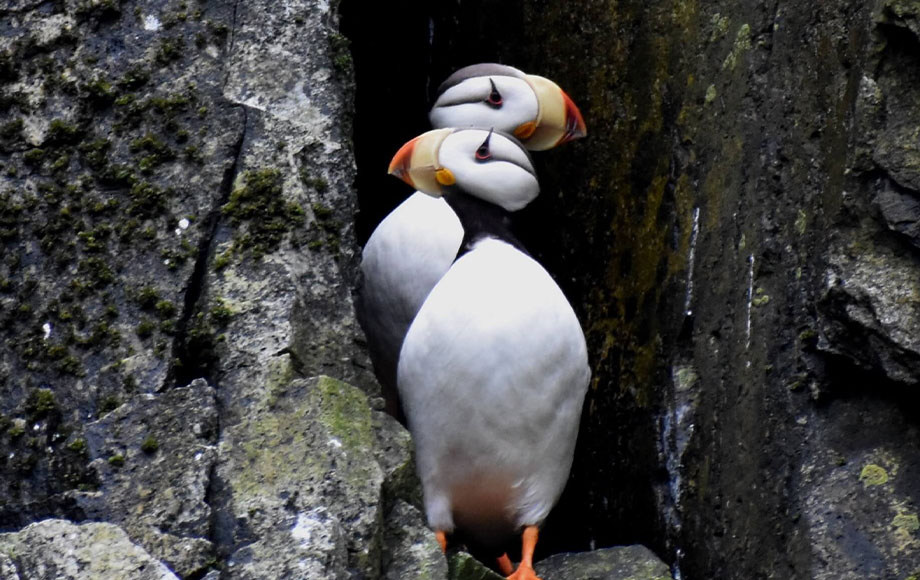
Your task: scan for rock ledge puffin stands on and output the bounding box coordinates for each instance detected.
[356,64,586,417]
[389,128,591,580]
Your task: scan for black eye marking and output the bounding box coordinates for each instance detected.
[486,78,503,108]
[475,129,493,162]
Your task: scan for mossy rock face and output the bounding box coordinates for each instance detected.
[214,374,424,579]
[0,0,243,526]
[447,551,505,580]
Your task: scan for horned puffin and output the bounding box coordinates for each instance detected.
[356,64,586,416]
[388,127,590,580]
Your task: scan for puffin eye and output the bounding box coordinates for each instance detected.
[486,78,503,108]
[475,129,493,162]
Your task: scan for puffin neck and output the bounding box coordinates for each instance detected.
[442,189,530,260]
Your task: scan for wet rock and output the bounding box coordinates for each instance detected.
[876,177,920,249]
[0,519,176,580]
[820,240,920,385]
[536,545,673,580]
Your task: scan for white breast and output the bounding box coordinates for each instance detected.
[397,238,590,544]
[357,193,463,390]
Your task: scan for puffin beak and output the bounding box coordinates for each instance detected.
[558,90,587,145]
[387,128,454,196]
[388,136,418,188]
[523,75,588,151]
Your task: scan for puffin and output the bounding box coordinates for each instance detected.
[357,64,586,417]
[388,127,591,580]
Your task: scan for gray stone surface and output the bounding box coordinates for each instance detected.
[536,546,673,580]
[65,379,218,577]
[383,501,446,580]
[447,551,504,580]
[0,519,177,580]
[215,373,402,579]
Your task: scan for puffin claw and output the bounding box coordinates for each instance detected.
[496,553,515,576]
[505,564,541,580]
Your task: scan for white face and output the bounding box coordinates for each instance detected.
[429,76,540,135]
[437,129,539,212]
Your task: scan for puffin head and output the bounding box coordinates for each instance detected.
[429,63,587,152]
[388,127,539,212]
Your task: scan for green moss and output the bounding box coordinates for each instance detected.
[98,395,121,414]
[23,148,45,165]
[148,93,192,116]
[141,435,159,454]
[67,438,87,453]
[184,144,202,163]
[46,119,84,146]
[136,286,160,308]
[154,37,185,66]
[208,298,234,326]
[207,20,230,39]
[314,376,375,451]
[311,203,333,220]
[57,355,84,376]
[77,224,112,253]
[117,67,150,90]
[892,513,919,533]
[222,169,305,258]
[82,78,116,108]
[78,138,111,170]
[155,299,177,318]
[130,133,176,173]
[25,388,57,419]
[78,257,115,288]
[328,32,353,73]
[722,23,752,71]
[0,118,23,149]
[8,423,25,438]
[127,180,168,218]
[860,463,889,486]
[136,318,155,338]
[704,84,717,104]
[213,248,232,270]
[107,454,125,467]
[752,288,770,307]
[75,0,121,20]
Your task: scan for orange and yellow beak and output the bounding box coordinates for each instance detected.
[520,75,587,151]
[387,128,455,196]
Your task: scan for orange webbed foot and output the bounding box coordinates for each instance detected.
[496,553,514,576]
[505,526,542,580]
